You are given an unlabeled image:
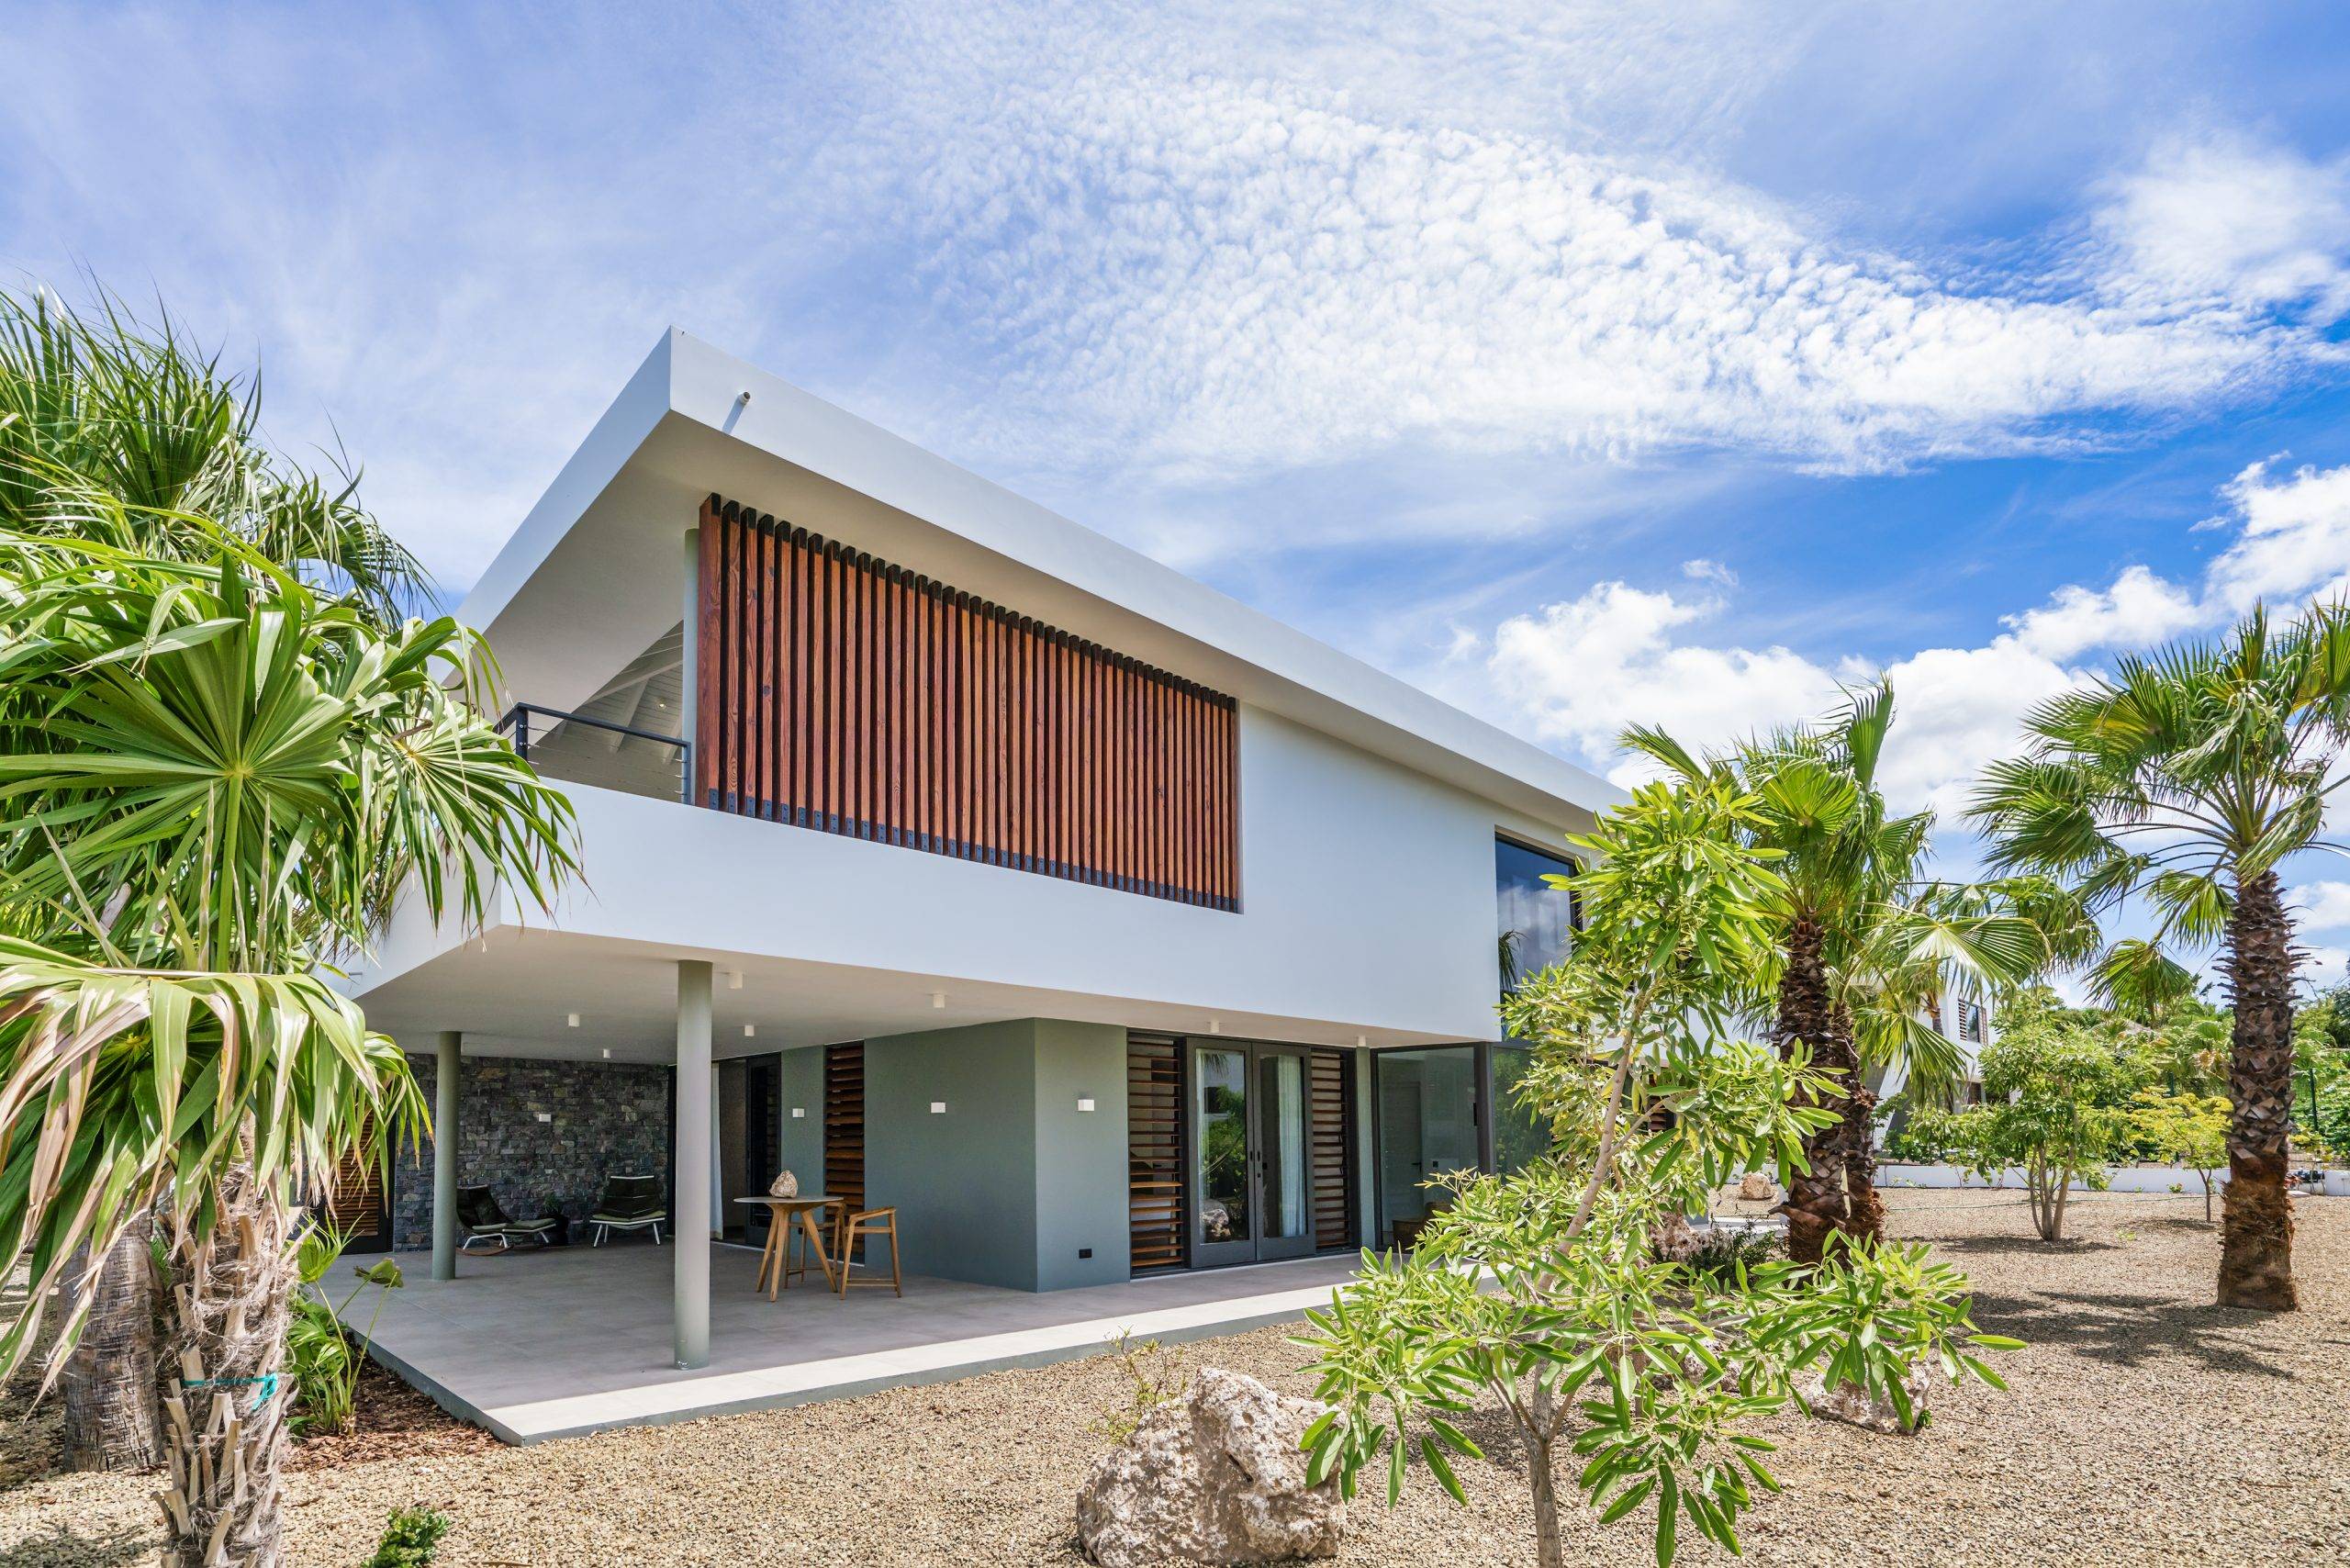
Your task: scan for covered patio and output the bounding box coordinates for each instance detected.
[359,1240,1362,1443]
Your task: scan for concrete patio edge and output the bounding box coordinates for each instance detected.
[358,1267,1348,1445]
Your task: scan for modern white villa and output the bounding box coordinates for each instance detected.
[339,330,1630,1439]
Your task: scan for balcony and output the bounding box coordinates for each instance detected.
[498,702,690,805]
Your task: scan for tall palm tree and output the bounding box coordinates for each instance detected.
[0,286,439,1472]
[1625,681,2038,1261]
[1971,603,2350,1312]
[0,522,576,1561]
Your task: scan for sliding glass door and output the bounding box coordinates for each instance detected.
[1188,1041,1316,1267]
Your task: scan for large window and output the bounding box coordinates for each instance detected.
[1372,1047,1481,1248]
[1496,836,1578,994]
[1489,1043,1549,1176]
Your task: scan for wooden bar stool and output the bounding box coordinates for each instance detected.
[781,1197,845,1290]
[834,1206,902,1297]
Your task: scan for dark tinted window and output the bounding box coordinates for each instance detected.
[1496,837,1578,995]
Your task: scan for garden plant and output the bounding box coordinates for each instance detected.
[1294,777,2019,1568]
[1974,603,2350,1309]
[0,288,577,1565]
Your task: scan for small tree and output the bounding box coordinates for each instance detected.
[1293,778,2017,1566]
[1941,1015,2132,1240]
[2126,1089,2230,1221]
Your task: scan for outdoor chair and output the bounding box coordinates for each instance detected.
[455,1183,562,1252]
[833,1205,902,1297]
[588,1173,667,1246]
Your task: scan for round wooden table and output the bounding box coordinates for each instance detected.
[736,1194,842,1298]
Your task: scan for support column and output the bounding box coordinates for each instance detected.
[674,960,713,1369]
[431,1031,461,1282]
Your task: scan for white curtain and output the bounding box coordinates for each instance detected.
[1277,1055,1306,1236]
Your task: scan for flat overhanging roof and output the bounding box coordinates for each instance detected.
[458,330,1623,829]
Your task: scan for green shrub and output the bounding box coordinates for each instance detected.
[364,1506,451,1568]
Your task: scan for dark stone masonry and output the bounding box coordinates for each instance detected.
[392,1054,675,1249]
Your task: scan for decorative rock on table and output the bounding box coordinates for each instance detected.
[769,1170,799,1198]
[1077,1367,1342,1567]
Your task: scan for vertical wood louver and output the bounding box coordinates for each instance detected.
[1126,1035,1186,1272]
[1308,1048,1357,1253]
[823,1043,865,1251]
[695,495,1239,910]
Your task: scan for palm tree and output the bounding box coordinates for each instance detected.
[0,286,438,1472]
[0,525,575,1558]
[0,287,428,626]
[1971,603,2350,1312]
[1625,681,2038,1261]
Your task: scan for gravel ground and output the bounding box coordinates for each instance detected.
[4,1191,2346,1567]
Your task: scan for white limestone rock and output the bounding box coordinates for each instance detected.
[1077,1367,1343,1567]
[1802,1366,1936,1435]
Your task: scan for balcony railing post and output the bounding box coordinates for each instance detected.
[679,741,693,807]
[513,707,530,761]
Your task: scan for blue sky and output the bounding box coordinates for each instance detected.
[8,2,2350,985]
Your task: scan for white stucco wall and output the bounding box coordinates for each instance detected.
[359,698,1582,1046]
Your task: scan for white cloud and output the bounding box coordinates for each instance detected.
[1485,582,1852,786]
[1467,452,2350,817]
[878,70,2317,487]
[2206,457,2350,614]
[1682,557,1740,587]
[2290,882,2350,934]
[2094,130,2350,323]
[2002,565,2200,661]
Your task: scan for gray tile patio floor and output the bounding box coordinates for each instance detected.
[358,1240,1365,1443]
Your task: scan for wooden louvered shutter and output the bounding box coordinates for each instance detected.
[1309,1049,1357,1253]
[323,1112,389,1253]
[1127,1035,1186,1272]
[824,1043,865,1245]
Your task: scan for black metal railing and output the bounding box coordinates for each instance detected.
[497,703,693,806]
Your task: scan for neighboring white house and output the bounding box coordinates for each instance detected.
[343,330,1623,1368]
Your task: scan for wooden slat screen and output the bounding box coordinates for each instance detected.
[1127,1035,1186,1272]
[824,1043,865,1253]
[695,495,1239,910]
[323,1113,387,1252]
[1309,1048,1357,1253]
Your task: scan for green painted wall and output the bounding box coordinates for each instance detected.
[858,1019,1130,1291]
[865,1021,1044,1289]
[775,1044,825,1188]
[1030,1021,1129,1290]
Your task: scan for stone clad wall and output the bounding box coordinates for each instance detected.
[392,1054,674,1249]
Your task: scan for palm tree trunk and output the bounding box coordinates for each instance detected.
[158,1157,297,1566]
[2219,869,2298,1311]
[1774,916,1866,1263]
[1830,1002,1886,1248]
[61,1209,162,1472]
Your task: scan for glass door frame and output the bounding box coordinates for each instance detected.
[1182,1038,1318,1268]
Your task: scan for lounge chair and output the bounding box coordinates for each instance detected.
[455,1183,562,1252]
[588,1173,666,1246]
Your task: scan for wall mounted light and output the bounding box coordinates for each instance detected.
[930,1101,947,1114]
[791,1106,806,1119]
[600,1048,611,1059]
[567,1012,580,1028]
[728,970,744,991]
[743,1024,756,1038]
[535,1111,553,1124]
[1208,1019,1221,1035]
[1356,1036,1367,1049]
[931,991,946,1009]
[1077,1096,1096,1114]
